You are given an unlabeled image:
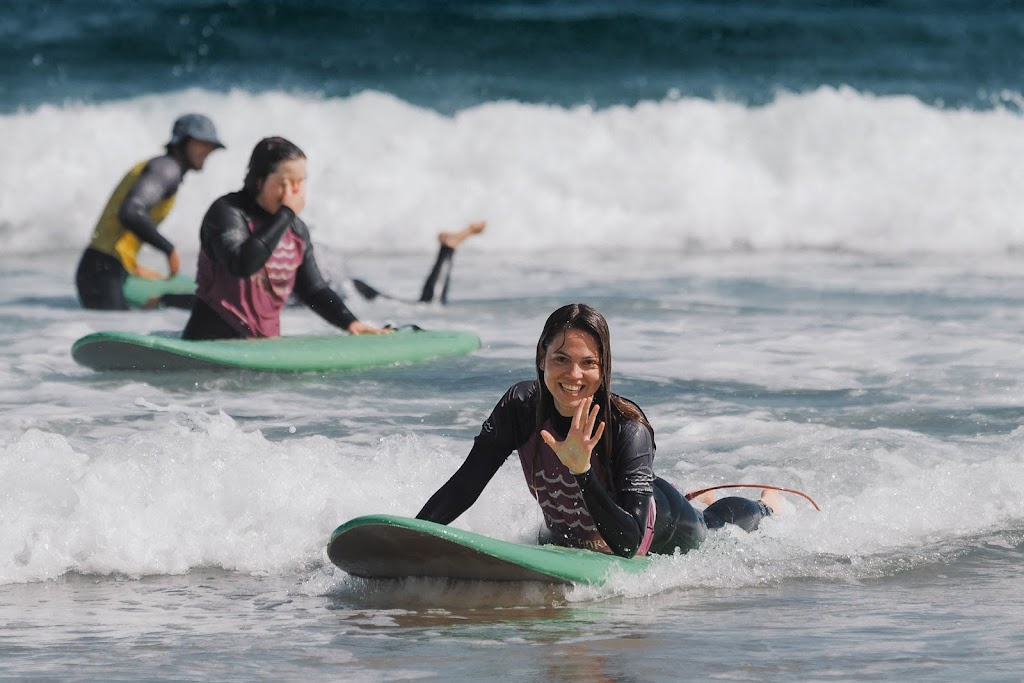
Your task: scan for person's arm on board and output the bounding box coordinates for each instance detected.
[541,398,653,557]
[574,422,654,557]
[415,439,509,525]
[290,220,389,335]
[417,386,523,524]
[117,156,181,278]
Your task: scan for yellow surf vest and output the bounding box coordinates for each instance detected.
[88,160,177,273]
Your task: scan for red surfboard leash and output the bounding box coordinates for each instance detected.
[684,483,821,511]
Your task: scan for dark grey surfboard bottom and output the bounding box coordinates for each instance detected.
[330,523,564,583]
[73,337,229,370]
[327,515,650,585]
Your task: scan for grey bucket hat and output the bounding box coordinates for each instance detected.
[168,113,225,149]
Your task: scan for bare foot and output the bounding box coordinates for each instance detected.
[141,296,162,310]
[694,490,717,507]
[439,220,487,249]
[760,488,793,516]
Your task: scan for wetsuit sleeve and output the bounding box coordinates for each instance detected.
[200,199,296,277]
[116,156,180,255]
[574,421,655,557]
[416,385,524,524]
[290,221,359,331]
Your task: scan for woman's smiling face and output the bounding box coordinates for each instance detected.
[542,328,603,417]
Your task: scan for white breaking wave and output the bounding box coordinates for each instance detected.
[3,86,1024,257]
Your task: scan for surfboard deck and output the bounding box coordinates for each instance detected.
[123,274,196,308]
[71,328,481,372]
[327,514,651,585]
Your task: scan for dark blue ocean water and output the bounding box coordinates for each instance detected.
[4,0,1024,113]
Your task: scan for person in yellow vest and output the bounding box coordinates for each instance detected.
[75,113,225,310]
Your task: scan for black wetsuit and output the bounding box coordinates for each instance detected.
[417,380,770,558]
[75,249,133,310]
[76,153,193,310]
[182,191,359,340]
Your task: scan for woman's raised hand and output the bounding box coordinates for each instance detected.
[540,397,606,475]
[281,177,306,215]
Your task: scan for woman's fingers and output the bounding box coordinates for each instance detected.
[583,401,601,434]
[573,396,601,433]
[571,398,587,432]
[543,398,606,472]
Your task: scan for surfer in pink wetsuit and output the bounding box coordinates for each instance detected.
[182,136,485,340]
[417,303,784,558]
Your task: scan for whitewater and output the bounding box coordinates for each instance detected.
[5,87,1024,256]
[2,88,1024,680]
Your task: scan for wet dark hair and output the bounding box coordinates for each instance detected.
[242,137,306,197]
[534,303,653,477]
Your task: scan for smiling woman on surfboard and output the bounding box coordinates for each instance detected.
[417,303,787,558]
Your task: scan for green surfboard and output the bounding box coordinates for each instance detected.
[327,514,651,585]
[71,327,481,372]
[123,274,197,308]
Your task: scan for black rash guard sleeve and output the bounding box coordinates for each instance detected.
[290,220,359,331]
[116,155,182,255]
[415,438,509,524]
[416,384,524,524]
[574,420,655,557]
[299,287,359,331]
[199,197,296,277]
